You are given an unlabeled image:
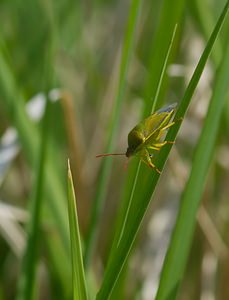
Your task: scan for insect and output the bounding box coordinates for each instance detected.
[96,103,178,174]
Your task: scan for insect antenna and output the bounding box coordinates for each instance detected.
[96,153,126,158]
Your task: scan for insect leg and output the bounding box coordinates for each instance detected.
[159,117,183,133]
[153,141,175,148]
[147,146,160,151]
[155,117,183,142]
[160,121,176,131]
[141,149,161,174]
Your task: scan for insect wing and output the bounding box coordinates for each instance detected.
[157,102,177,114]
[142,103,177,140]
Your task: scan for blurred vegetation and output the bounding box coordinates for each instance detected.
[0,0,229,299]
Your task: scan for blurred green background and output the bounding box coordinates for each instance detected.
[0,0,229,299]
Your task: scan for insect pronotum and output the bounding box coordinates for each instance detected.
[96,103,178,174]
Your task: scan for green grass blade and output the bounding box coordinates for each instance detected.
[96,2,229,299]
[143,0,185,114]
[84,0,142,267]
[67,160,88,300]
[16,99,50,300]
[116,24,177,249]
[155,0,229,172]
[155,15,229,300]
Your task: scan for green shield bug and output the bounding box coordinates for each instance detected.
[96,103,178,174]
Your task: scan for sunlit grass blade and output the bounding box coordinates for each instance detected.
[67,160,88,300]
[155,16,229,300]
[96,1,229,299]
[84,0,142,267]
[16,99,50,300]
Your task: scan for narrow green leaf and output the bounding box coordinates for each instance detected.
[143,0,185,114]
[155,11,229,300]
[96,1,229,299]
[116,24,178,249]
[67,160,88,300]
